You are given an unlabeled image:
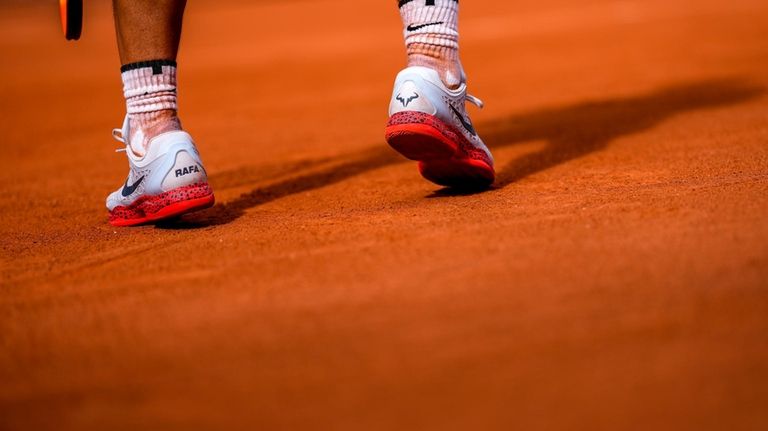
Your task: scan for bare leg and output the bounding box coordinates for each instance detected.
[112,0,186,152]
[113,0,186,64]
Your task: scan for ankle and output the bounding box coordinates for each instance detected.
[127,109,182,152]
[130,109,181,134]
[407,50,465,90]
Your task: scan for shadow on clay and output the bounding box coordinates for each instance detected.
[158,78,763,229]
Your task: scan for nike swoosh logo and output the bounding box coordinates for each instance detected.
[121,175,145,197]
[407,21,444,32]
[448,104,477,136]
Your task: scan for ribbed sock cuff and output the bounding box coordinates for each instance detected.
[121,59,178,114]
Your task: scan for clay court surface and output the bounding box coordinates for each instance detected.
[2,0,768,429]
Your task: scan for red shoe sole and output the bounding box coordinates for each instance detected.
[385,111,495,188]
[109,182,215,227]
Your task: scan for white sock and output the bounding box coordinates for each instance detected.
[398,0,465,89]
[120,59,181,155]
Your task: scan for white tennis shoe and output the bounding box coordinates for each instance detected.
[385,66,494,188]
[106,116,214,226]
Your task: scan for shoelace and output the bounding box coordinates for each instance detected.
[112,128,128,153]
[466,94,484,109]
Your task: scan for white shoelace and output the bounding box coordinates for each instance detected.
[466,94,484,109]
[112,128,128,153]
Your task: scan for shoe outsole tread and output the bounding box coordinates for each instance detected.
[108,182,215,227]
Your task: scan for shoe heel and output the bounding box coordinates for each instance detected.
[385,112,458,161]
[162,149,207,191]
